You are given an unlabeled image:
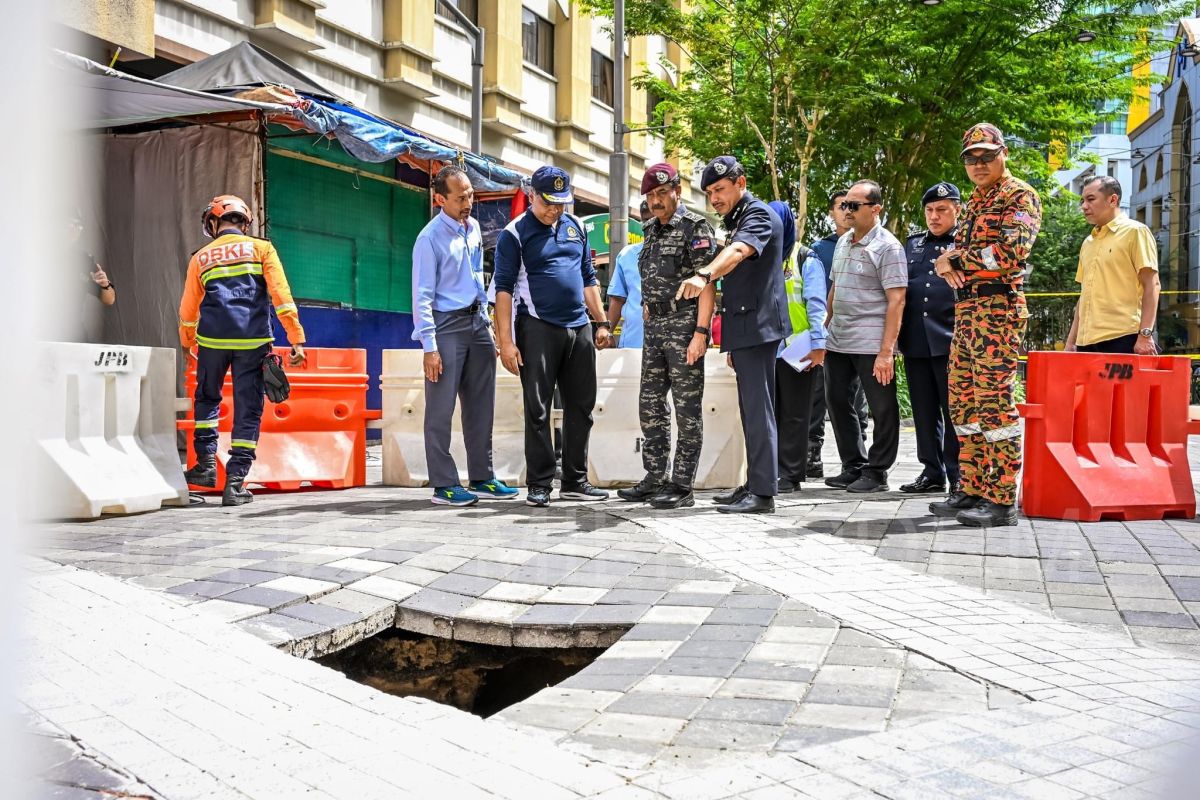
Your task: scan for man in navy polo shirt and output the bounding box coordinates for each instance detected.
[493,166,612,507]
[678,156,790,514]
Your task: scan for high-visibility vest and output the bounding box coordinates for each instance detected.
[782,244,810,337]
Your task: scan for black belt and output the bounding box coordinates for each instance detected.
[954,283,1017,302]
[446,301,482,315]
[645,297,698,317]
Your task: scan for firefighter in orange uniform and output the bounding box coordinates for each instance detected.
[179,195,306,506]
[930,124,1041,528]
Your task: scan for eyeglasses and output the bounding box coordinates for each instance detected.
[962,150,1002,166]
[838,200,877,212]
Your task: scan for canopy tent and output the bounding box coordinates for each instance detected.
[156,41,341,100]
[57,50,296,128]
[156,43,523,194]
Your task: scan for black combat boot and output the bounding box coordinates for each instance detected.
[184,454,217,488]
[650,484,694,509]
[929,486,981,518]
[806,446,824,479]
[222,476,253,507]
[956,500,1018,528]
[617,474,663,502]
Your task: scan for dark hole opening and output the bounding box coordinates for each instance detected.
[317,629,607,717]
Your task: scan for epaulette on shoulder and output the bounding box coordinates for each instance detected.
[681,208,707,223]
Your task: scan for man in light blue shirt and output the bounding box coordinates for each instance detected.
[412,165,517,506]
[605,240,644,348]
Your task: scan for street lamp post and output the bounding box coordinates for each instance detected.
[609,0,629,264]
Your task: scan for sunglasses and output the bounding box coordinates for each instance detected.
[962,150,1002,166]
[839,200,877,212]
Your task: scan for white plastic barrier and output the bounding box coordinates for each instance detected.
[588,349,746,489]
[33,342,188,519]
[380,350,527,487]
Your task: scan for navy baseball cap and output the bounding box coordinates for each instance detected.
[531,165,573,204]
[922,182,961,205]
[700,156,744,191]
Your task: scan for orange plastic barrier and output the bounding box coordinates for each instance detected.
[1018,352,1196,522]
[180,347,379,491]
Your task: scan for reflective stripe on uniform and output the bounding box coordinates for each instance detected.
[180,320,199,328]
[230,439,257,449]
[194,420,219,429]
[983,424,1022,442]
[201,263,264,285]
[274,303,297,315]
[196,335,274,350]
[954,422,983,435]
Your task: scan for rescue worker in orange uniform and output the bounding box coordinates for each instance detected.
[179,195,306,506]
[931,124,1041,528]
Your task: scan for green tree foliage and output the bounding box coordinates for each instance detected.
[582,0,1181,240]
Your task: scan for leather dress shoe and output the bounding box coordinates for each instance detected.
[650,484,694,509]
[929,490,981,518]
[824,470,860,489]
[956,500,1018,527]
[713,485,749,505]
[716,493,775,514]
[618,475,662,502]
[900,475,946,494]
[777,477,799,494]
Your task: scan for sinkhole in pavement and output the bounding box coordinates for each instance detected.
[317,629,607,717]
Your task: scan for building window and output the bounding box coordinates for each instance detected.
[591,50,614,106]
[435,0,477,24]
[646,89,664,121]
[1136,205,1147,224]
[1107,160,1119,178]
[522,9,554,73]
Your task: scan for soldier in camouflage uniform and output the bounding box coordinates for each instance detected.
[931,123,1041,528]
[616,163,718,509]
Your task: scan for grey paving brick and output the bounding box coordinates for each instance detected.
[164,580,245,599]
[672,719,782,750]
[218,586,306,611]
[1120,610,1197,629]
[575,604,652,626]
[670,639,755,660]
[515,603,587,625]
[621,623,699,641]
[703,607,777,626]
[689,624,765,642]
[401,588,476,617]
[653,657,742,678]
[604,692,706,719]
[278,602,363,628]
[237,612,330,644]
[803,684,895,708]
[426,572,498,596]
[694,697,795,725]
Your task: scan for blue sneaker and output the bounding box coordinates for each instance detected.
[431,486,479,507]
[469,477,519,500]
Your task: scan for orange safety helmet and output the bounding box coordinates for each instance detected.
[202,194,253,237]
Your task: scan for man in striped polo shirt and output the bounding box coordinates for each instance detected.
[824,179,907,493]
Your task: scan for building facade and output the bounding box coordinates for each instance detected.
[1128,19,1200,352]
[58,0,704,215]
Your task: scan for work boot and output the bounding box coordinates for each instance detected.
[806,447,824,479]
[650,484,694,509]
[955,500,1018,528]
[222,476,253,507]
[929,488,981,518]
[712,485,749,505]
[618,475,663,502]
[184,455,217,488]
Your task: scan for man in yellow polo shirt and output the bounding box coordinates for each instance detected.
[1065,176,1160,355]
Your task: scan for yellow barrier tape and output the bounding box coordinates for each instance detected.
[1025,290,1197,297]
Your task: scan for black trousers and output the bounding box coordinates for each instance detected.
[776,358,815,484]
[730,340,781,497]
[904,354,960,483]
[1077,333,1139,354]
[516,315,596,489]
[808,365,867,449]
[825,351,900,481]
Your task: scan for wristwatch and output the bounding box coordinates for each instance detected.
[596,320,612,329]
[696,270,713,285]
[694,326,710,337]
[1138,327,1154,338]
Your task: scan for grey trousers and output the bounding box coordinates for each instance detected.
[424,309,497,488]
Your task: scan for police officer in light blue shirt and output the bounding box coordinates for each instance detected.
[412,165,518,506]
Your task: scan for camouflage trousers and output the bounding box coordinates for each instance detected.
[640,311,705,487]
[948,292,1027,505]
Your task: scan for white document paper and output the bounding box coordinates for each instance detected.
[780,331,813,373]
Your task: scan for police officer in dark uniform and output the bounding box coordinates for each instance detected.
[679,156,789,514]
[898,182,962,495]
[617,163,718,508]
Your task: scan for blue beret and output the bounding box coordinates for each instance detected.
[700,156,744,191]
[922,182,961,205]
[531,165,573,204]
